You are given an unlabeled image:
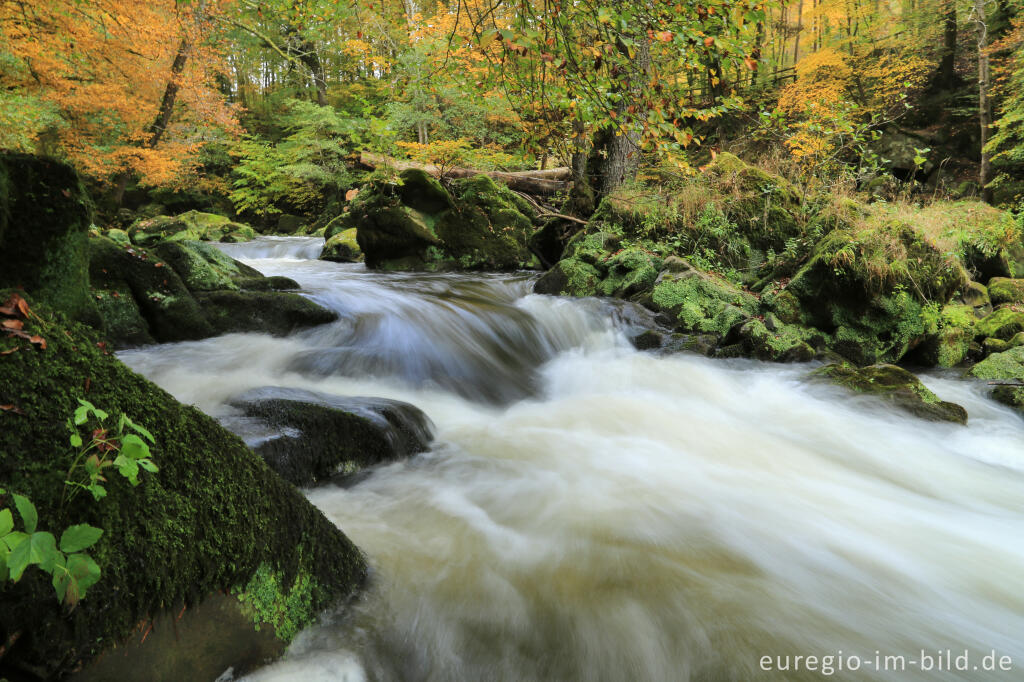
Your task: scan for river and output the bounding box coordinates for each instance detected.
[119,237,1024,681]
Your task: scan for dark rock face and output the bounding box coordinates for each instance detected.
[228,387,435,487]
[812,363,969,425]
[0,153,100,326]
[0,296,366,679]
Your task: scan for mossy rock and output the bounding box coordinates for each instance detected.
[533,257,602,296]
[0,296,366,678]
[129,211,253,247]
[92,284,154,348]
[0,153,100,326]
[276,214,306,234]
[650,269,758,337]
[968,345,1024,380]
[104,228,132,247]
[433,175,535,270]
[975,306,1024,340]
[596,248,662,298]
[228,387,434,487]
[196,290,338,337]
[564,230,622,273]
[813,363,968,424]
[236,275,301,292]
[153,241,240,292]
[396,168,454,215]
[988,278,1024,306]
[701,152,803,252]
[89,237,214,343]
[721,316,818,363]
[957,280,992,317]
[320,228,362,263]
[914,303,976,367]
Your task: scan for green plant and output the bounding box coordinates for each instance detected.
[0,488,103,606]
[64,399,158,503]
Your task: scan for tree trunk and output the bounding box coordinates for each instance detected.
[935,0,958,90]
[975,0,993,203]
[113,39,189,206]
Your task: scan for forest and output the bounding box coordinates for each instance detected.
[1,0,1024,680]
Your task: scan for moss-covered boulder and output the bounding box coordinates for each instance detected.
[0,153,100,326]
[89,237,215,343]
[345,170,536,271]
[957,280,993,317]
[914,303,976,367]
[90,238,335,347]
[650,269,759,338]
[988,278,1024,305]
[718,315,818,362]
[595,248,662,298]
[0,296,366,678]
[813,363,968,424]
[967,345,1024,413]
[228,387,434,487]
[320,228,362,263]
[533,258,603,296]
[129,211,255,247]
[975,306,1024,340]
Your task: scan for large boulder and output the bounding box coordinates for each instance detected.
[320,227,362,263]
[0,153,99,325]
[967,345,1024,413]
[228,387,435,487]
[0,295,365,679]
[988,277,1024,305]
[345,169,536,271]
[813,363,968,424]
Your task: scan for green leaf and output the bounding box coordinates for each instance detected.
[87,484,107,501]
[3,530,27,552]
[138,459,159,474]
[119,434,151,460]
[0,508,12,536]
[12,493,37,533]
[60,524,103,553]
[8,531,58,581]
[69,433,83,448]
[55,553,101,605]
[122,416,154,444]
[73,404,89,425]
[113,454,140,485]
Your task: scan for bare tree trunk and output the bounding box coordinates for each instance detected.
[793,0,804,66]
[975,0,993,203]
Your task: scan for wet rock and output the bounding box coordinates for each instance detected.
[228,387,435,487]
[276,213,306,234]
[196,290,337,337]
[958,280,992,317]
[967,345,1024,413]
[722,317,817,363]
[534,258,602,296]
[813,363,968,425]
[236,275,301,291]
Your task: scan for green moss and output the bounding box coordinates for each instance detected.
[196,290,338,336]
[596,248,662,298]
[397,169,454,214]
[235,561,318,642]
[968,345,1024,380]
[0,153,99,325]
[0,296,366,677]
[92,285,154,347]
[813,363,968,424]
[130,211,255,247]
[651,270,758,337]
[988,277,1024,305]
[320,228,362,263]
[533,257,602,296]
[975,306,1024,340]
[725,317,817,362]
[153,241,239,292]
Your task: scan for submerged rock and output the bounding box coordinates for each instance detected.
[228,387,435,487]
[813,363,968,424]
[0,295,366,679]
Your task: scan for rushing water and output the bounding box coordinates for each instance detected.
[120,237,1024,682]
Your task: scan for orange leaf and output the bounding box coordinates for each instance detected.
[2,319,24,330]
[29,335,47,349]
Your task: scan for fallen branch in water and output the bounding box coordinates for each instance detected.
[359,152,570,195]
[986,381,1024,386]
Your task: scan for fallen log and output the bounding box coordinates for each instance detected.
[359,152,571,195]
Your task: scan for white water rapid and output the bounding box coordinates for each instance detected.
[119,237,1024,682]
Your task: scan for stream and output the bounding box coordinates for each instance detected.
[119,237,1024,681]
